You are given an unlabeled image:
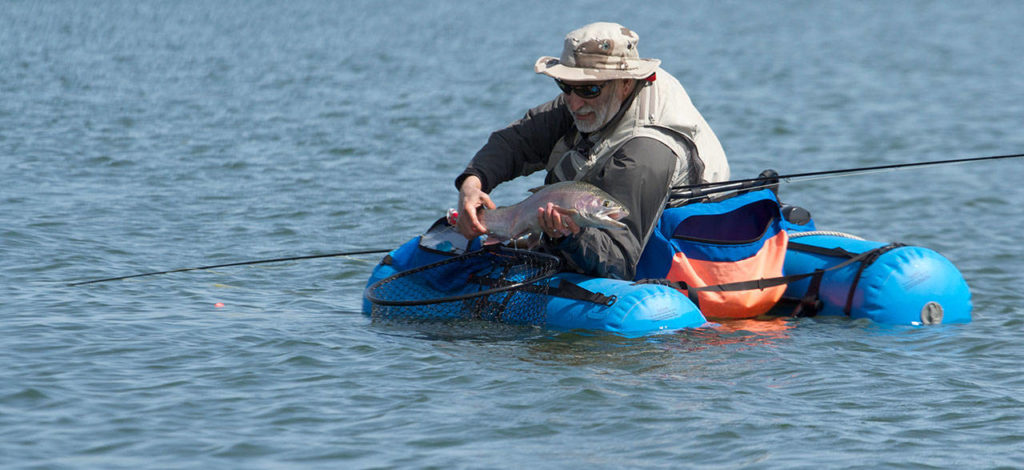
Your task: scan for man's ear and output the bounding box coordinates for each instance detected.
[621,79,636,99]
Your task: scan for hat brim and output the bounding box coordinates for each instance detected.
[534,56,661,81]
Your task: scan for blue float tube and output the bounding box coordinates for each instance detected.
[362,236,707,335]
[782,232,972,325]
[541,273,707,334]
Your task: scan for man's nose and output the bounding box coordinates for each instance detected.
[566,92,585,111]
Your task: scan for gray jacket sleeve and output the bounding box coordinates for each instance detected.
[455,95,574,193]
[543,137,677,280]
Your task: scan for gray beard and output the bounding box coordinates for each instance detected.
[573,98,618,133]
[572,81,622,133]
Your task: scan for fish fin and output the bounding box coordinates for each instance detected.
[506,233,538,250]
[511,229,533,242]
[526,184,549,194]
[482,236,504,246]
[525,232,544,250]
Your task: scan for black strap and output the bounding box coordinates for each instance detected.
[632,242,904,315]
[549,280,618,306]
[792,269,825,317]
[635,278,700,307]
[785,240,907,316]
[634,278,687,289]
[787,241,859,259]
[843,243,905,315]
[469,274,617,306]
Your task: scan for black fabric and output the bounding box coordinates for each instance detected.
[456,95,573,194]
[672,199,779,243]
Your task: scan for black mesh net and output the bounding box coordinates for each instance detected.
[365,247,562,325]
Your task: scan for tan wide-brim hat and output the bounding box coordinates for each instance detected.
[535,22,661,82]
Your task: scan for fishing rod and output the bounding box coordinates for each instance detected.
[68,152,1024,285]
[670,152,1024,201]
[67,248,392,286]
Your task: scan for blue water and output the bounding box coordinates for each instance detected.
[3,1,1023,468]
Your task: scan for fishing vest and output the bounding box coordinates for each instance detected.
[545,68,730,187]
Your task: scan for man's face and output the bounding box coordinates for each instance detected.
[559,79,627,133]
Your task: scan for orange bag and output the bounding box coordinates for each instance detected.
[636,189,789,319]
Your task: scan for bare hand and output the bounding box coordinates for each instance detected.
[456,175,496,239]
[537,202,580,239]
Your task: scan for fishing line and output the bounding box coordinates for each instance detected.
[70,153,1023,286]
[670,152,1024,201]
[67,248,392,286]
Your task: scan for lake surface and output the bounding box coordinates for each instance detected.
[3,1,1023,468]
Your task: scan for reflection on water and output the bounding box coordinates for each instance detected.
[709,317,795,341]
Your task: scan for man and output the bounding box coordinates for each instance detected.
[455,22,730,280]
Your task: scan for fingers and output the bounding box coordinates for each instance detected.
[538,203,577,239]
[456,205,481,239]
[481,193,496,210]
[552,206,581,234]
[457,200,488,239]
[456,179,493,239]
[537,206,553,237]
[471,193,494,233]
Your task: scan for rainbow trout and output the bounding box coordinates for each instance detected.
[480,181,629,244]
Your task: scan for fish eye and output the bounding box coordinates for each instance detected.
[602,201,611,207]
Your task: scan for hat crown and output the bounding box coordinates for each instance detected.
[535,22,660,81]
[560,22,641,71]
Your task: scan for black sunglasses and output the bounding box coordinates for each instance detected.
[555,79,606,99]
